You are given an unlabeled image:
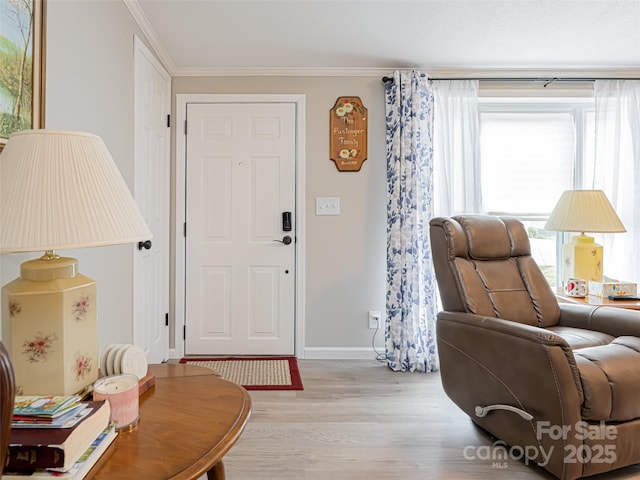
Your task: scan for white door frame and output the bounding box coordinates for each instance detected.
[173,94,306,359]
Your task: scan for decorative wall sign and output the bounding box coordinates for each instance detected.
[329,96,368,172]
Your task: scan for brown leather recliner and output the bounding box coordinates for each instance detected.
[429,215,640,480]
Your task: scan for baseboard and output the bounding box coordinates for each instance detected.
[168,347,383,361]
[303,347,383,360]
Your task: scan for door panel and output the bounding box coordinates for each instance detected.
[185,103,296,355]
[133,37,170,363]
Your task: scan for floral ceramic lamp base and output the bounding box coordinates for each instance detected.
[561,234,604,286]
[1,254,98,396]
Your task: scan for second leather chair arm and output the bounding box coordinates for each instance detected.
[558,303,640,338]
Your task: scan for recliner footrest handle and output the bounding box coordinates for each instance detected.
[475,404,533,421]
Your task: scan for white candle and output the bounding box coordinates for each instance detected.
[93,374,139,431]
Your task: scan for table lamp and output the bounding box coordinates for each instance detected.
[0,130,152,396]
[544,190,625,285]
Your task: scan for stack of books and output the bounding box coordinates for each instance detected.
[2,396,116,479]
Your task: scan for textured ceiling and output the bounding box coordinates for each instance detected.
[130,0,640,75]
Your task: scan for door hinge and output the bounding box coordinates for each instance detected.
[183,325,186,340]
[183,222,187,237]
[184,120,188,135]
[166,114,171,128]
[165,313,169,326]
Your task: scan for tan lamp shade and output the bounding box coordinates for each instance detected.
[544,190,626,234]
[545,190,625,285]
[0,130,151,253]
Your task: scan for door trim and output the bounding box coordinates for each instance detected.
[174,94,306,359]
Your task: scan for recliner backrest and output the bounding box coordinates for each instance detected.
[429,215,560,328]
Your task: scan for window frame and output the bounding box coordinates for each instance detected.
[477,95,596,286]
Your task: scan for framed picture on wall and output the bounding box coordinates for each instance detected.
[0,0,46,152]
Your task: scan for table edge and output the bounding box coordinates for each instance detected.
[170,382,252,479]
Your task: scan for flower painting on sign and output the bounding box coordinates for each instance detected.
[330,96,368,171]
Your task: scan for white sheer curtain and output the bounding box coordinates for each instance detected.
[432,80,481,216]
[592,80,640,282]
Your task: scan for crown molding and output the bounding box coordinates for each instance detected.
[171,67,395,77]
[172,65,640,78]
[123,0,176,75]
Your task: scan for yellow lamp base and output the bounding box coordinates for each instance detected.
[1,254,98,395]
[561,234,603,286]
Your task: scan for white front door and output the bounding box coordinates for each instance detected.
[185,102,296,355]
[132,37,170,363]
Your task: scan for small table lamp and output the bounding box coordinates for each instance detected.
[0,130,152,395]
[545,190,625,285]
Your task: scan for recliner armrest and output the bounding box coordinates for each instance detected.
[436,310,588,480]
[437,310,584,398]
[558,303,640,338]
[436,310,585,479]
[438,311,570,346]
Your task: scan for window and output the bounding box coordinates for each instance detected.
[478,96,595,287]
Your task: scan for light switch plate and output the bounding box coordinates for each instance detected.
[316,197,340,215]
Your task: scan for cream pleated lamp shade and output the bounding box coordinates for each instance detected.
[0,130,152,253]
[544,190,626,233]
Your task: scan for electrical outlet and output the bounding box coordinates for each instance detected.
[368,310,381,329]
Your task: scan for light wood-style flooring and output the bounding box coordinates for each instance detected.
[215,359,640,480]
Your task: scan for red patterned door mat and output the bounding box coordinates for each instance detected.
[179,356,303,391]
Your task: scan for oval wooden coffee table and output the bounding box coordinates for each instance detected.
[86,363,251,480]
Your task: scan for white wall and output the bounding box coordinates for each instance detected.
[172,77,387,357]
[0,0,155,353]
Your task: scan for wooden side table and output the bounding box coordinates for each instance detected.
[557,292,640,310]
[86,363,251,480]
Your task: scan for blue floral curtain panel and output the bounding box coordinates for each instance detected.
[384,70,438,373]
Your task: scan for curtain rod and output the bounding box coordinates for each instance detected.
[381,76,640,85]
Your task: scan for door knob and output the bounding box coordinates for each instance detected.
[138,240,152,250]
[273,235,292,245]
